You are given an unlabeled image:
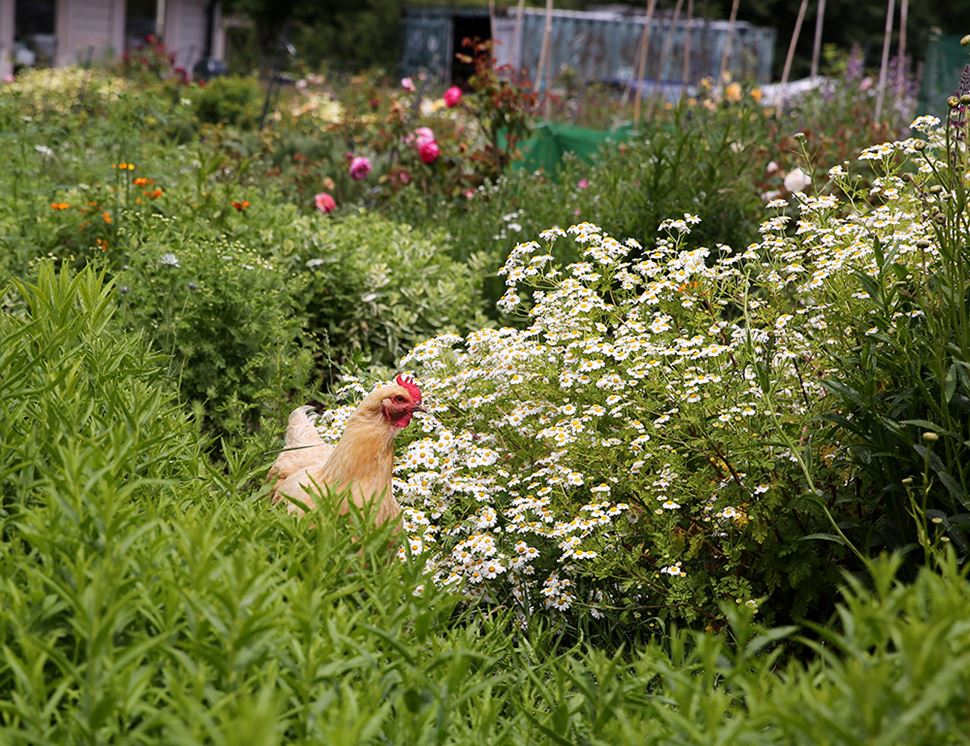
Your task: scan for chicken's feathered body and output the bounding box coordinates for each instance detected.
[269,378,424,524]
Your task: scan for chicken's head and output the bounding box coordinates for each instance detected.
[367,374,426,430]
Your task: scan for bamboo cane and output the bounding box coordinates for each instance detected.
[682,0,694,87]
[810,0,826,79]
[513,0,526,74]
[649,0,684,118]
[537,0,554,118]
[776,0,809,118]
[874,0,896,122]
[895,0,908,109]
[718,0,740,84]
[487,0,497,55]
[633,0,659,125]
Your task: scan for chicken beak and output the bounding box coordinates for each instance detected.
[412,403,428,414]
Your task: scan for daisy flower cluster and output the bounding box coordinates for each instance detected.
[313,116,953,624]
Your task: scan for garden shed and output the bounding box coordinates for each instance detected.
[400,6,775,88]
[0,0,225,79]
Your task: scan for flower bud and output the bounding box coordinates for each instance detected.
[961,34,970,46]
[962,94,970,105]
[912,139,927,151]
[948,96,960,109]
[902,476,914,485]
[922,431,940,442]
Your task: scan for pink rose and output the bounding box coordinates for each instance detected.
[349,156,371,180]
[418,140,440,164]
[443,86,462,108]
[314,192,336,213]
[577,178,589,190]
[401,77,416,92]
[414,127,435,147]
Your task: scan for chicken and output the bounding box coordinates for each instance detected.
[269,375,425,525]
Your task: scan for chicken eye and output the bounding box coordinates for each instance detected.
[394,395,406,403]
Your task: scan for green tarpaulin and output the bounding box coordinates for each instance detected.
[919,33,968,117]
[503,122,635,175]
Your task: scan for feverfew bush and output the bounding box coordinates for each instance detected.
[314,221,850,627]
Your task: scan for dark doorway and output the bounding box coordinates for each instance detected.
[126,0,160,50]
[450,14,490,86]
[14,0,56,70]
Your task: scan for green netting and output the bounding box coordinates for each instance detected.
[919,34,969,117]
[504,122,635,175]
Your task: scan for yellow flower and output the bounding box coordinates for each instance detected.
[750,87,763,103]
[725,83,742,103]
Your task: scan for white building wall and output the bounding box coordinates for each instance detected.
[4,0,224,77]
[54,0,125,66]
[165,0,209,70]
[0,0,14,79]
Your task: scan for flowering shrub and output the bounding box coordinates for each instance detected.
[310,216,849,625]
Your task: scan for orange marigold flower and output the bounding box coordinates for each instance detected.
[232,200,251,211]
[102,211,113,224]
[113,162,135,171]
[50,202,70,210]
[96,238,109,252]
[133,177,152,186]
[148,188,163,199]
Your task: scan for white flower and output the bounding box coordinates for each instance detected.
[159,253,180,267]
[783,167,812,194]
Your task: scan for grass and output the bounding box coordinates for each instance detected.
[2,264,970,744]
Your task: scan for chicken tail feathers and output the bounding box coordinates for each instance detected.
[268,405,333,499]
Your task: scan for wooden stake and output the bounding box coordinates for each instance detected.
[718,0,740,84]
[649,0,684,117]
[537,0,554,118]
[776,0,809,117]
[487,0,497,53]
[895,0,908,109]
[810,0,826,79]
[682,0,694,87]
[633,0,659,125]
[513,0,526,74]
[874,0,896,122]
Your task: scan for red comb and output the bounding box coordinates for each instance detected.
[396,373,422,403]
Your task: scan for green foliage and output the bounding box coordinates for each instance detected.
[190,76,264,128]
[114,213,312,437]
[275,210,486,381]
[3,264,970,742]
[392,102,768,308]
[817,117,970,561]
